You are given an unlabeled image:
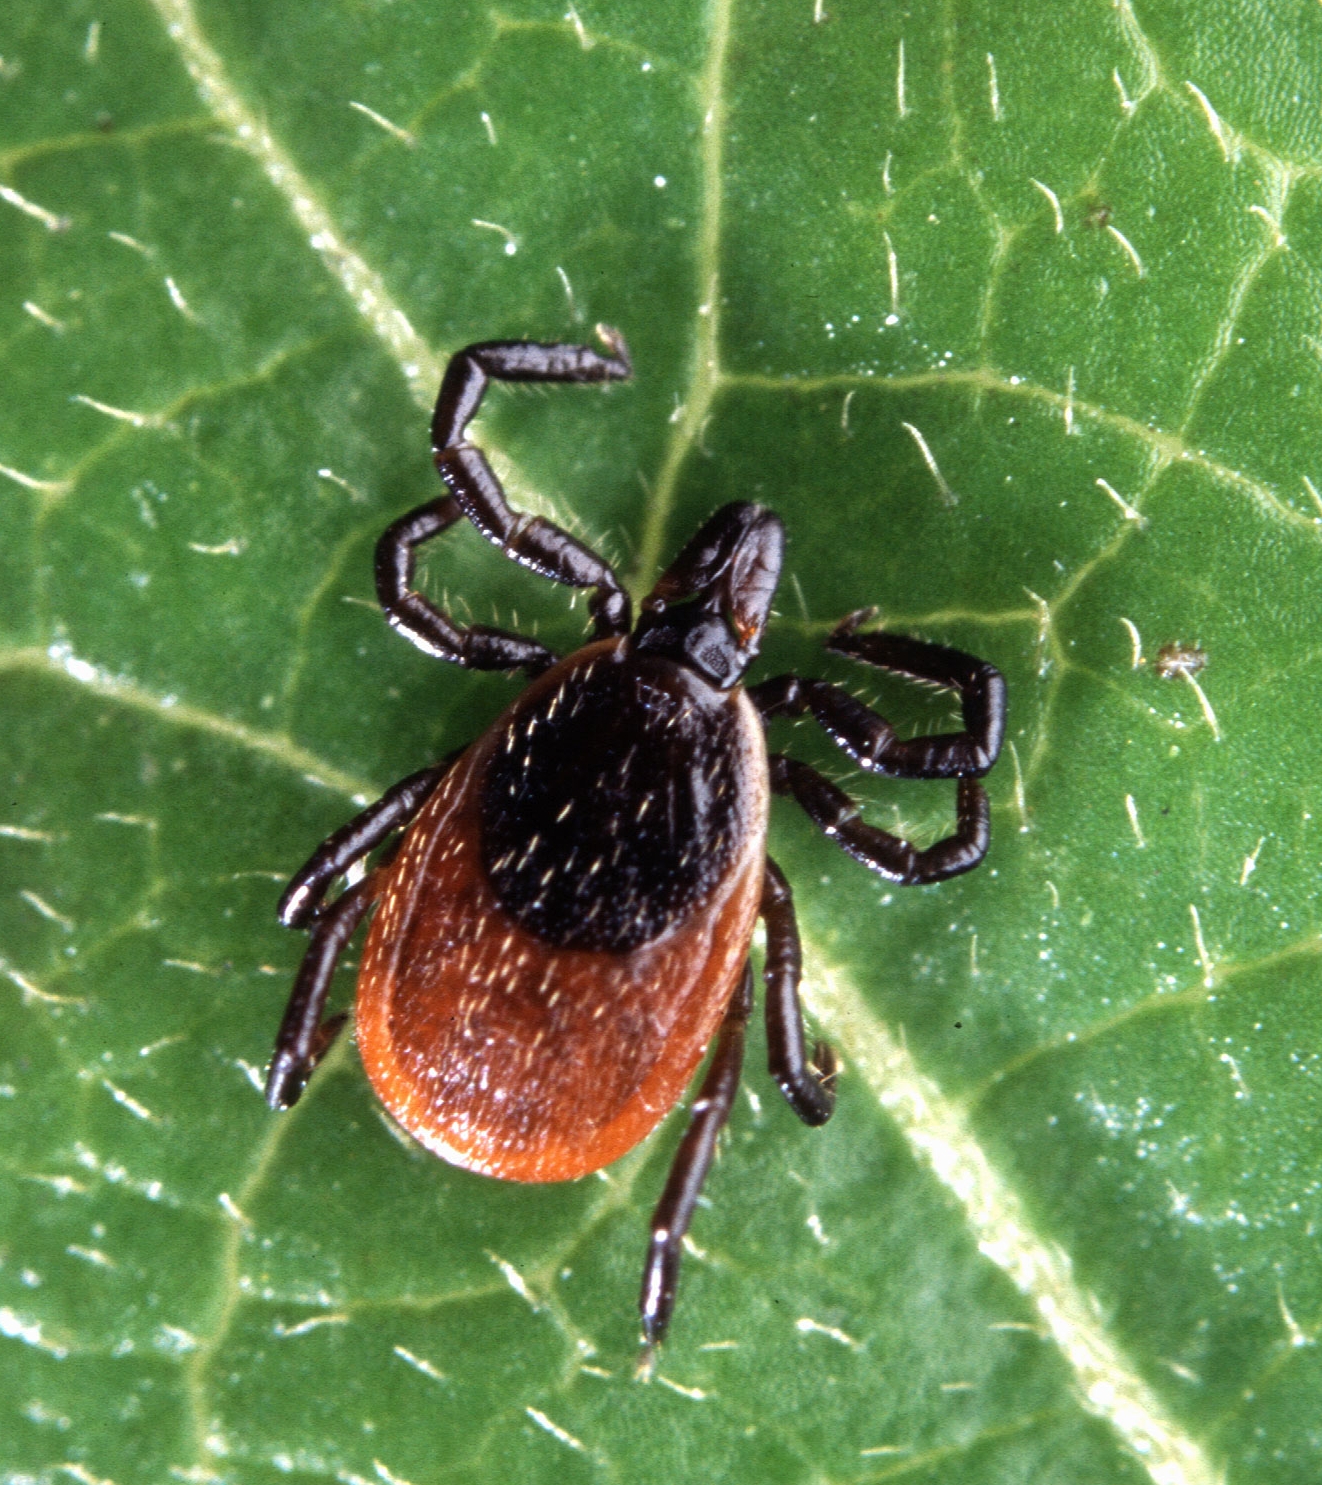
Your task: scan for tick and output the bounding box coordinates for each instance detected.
[265,329,1006,1346]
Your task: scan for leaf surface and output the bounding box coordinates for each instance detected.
[2,2,1320,1482]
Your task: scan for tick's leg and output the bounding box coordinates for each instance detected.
[277,760,453,929]
[825,610,1006,773]
[639,963,753,1349]
[266,877,375,1110]
[432,333,632,639]
[769,754,990,884]
[431,328,633,449]
[748,610,1005,779]
[374,499,560,675]
[762,858,835,1126]
[269,758,458,1107]
[379,328,634,663]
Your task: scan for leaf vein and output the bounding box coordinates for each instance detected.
[804,950,1220,1485]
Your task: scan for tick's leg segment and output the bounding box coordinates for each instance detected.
[749,611,1005,779]
[278,762,452,929]
[769,754,991,884]
[270,757,458,1107]
[751,611,1000,882]
[266,878,375,1110]
[374,499,560,674]
[762,858,835,1126]
[436,444,630,638]
[826,610,1005,774]
[378,328,634,658]
[640,963,753,1347]
[431,329,633,449]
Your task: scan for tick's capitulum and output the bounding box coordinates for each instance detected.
[266,328,1006,1347]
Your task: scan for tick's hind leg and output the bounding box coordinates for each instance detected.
[761,859,835,1126]
[267,760,453,1110]
[379,329,635,664]
[639,963,753,1349]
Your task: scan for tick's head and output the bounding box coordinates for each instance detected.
[632,503,785,689]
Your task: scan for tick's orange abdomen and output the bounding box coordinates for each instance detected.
[355,642,769,1182]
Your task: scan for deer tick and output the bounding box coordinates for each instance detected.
[266,328,1006,1345]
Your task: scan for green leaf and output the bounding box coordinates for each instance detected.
[2,1,1320,1481]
